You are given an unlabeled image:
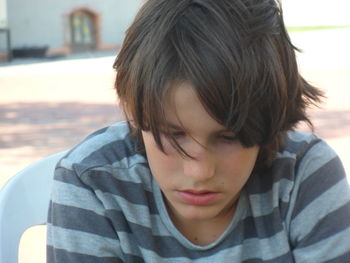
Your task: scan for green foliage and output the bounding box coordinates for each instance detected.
[287,25,350,32]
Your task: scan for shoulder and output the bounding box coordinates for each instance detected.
[57,121,147,176]
[279,130,324,160]
[245,130,345,206]
[280,131,339,179]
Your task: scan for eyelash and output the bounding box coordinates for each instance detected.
[164,131,237,142]
[220,135,237,142]
[168,131,186,138]
[161,130,184,138]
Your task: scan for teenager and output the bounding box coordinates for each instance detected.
[47,0,350,262]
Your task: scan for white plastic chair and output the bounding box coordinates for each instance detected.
[0,151,68,263]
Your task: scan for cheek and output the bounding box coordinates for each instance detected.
[159,135,179,155]
[142,134,180,184]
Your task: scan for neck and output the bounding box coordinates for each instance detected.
[169,204,237,246]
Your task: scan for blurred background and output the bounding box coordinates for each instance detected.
[0,0,349,262]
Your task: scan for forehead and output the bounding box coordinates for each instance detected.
[163,82,227,132]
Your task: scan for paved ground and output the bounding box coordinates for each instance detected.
[0,29,349,262]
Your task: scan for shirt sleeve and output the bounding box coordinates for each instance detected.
[47,164,124,263]
[289,140,350,262]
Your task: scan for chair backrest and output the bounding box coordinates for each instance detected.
[0,151,68,263]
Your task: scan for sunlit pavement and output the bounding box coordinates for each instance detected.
[0,52,122,181]
[0,29,349,263]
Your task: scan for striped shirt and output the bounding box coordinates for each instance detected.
[47,121,350,262]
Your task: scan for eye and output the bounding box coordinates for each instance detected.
[162,130,186,139]
[219,134,237,142]
[170,130,186,138]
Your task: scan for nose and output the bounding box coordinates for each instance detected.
[182,141,215,180]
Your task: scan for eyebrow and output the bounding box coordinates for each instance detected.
[160,122,183,131]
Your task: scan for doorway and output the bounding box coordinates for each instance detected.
[70,10,97,52]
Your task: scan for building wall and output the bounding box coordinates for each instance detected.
[0,0,142,56]
[282,0,350,27]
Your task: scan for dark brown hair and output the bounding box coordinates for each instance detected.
[113,0,323,168]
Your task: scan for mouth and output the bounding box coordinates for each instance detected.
[177,190,219,205]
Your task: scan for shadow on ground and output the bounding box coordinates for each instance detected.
[0,102,123,154]
[309,109,350,139]
[0,50,117,67]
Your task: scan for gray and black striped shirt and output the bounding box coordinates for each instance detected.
[47,121,350,262]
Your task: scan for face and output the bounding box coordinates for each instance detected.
[141,83,259,230]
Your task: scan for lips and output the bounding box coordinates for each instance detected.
[177,190,219,205]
